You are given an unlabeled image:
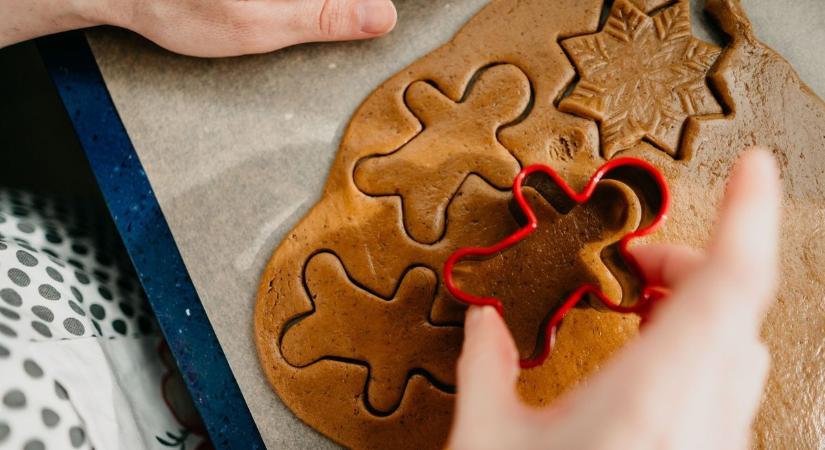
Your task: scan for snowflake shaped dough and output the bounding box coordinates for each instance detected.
[559,0,721,158]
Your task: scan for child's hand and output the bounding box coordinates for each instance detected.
[448,149,780,450]
[1,0,397,56]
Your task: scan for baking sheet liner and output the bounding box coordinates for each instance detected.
[85,1,825,447]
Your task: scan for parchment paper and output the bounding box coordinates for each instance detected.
[85,1,825,447]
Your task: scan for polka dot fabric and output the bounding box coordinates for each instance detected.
[0,341,90,449]
[0,190,209,449]
[0,190,156,340]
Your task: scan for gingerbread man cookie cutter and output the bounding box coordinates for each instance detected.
[444,157,671,368]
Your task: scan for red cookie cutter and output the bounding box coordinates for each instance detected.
[443,157,671,368]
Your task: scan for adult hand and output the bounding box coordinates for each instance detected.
[448,148,780,450]
[1,0,397,56]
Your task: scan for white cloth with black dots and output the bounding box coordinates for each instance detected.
[0,190,210,450]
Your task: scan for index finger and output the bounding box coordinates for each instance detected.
[706,148,781,319]
[641,148,780,335]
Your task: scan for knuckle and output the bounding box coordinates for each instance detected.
[216,4,258,42]
[220,3,276,53]
[317,0,354,37]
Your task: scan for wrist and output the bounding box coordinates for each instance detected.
[0,0,114,48]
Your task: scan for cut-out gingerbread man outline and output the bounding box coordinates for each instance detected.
[280,252,462,414]
[447,180,643,361]
[445,158,670,368]
[354,64,531,244]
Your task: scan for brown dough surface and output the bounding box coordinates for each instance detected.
[255,0,825,448]
[281,253,462,414]
[560,0,722,157]
[453,181,642,360]
[354,64,528,244]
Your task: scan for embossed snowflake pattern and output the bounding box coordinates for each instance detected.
[559,0,722,158]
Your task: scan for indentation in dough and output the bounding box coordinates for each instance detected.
[280,252,462,414]
[354,64,531,244]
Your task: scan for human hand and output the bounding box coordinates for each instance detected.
[448,148,780,450]
[1,0,396,56]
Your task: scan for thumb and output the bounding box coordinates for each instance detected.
[293,0,397,43]
[454,307,520,424]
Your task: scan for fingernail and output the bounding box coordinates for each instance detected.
[464,306,493,335]
[357,0,397,34]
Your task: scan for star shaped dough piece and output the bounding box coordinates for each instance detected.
[354,64,530,244]
[559,0,722,158]
[450,180,641,360]
[280,253,462,414]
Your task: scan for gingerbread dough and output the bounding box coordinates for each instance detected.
[255,0,825,448]
[453,180,642,360]
[281,253,461,414]
[560,0,722,157]
[354,64,528,244]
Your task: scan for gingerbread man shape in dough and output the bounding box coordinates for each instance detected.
[280,252,462,414]
[354,64,530,244]
[451,179,642,360]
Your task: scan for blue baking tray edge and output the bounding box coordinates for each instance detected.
[35,31,265,450]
